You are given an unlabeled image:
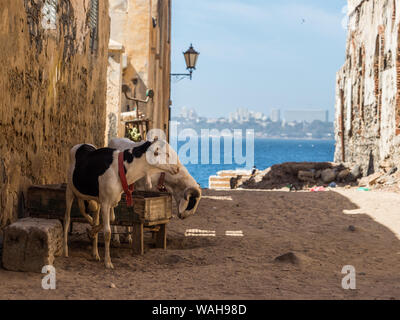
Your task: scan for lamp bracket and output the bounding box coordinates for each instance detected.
[122,85,154,103]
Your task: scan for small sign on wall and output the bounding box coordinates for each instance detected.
[41,0,58,30]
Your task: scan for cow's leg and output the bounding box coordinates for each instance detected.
[77,199,94,225]
[110,206,121,247]
[111,206,125,246]
[63,185,74,257]
[110,207,115,222]
[92,206,101,261]
[126,227,133,245]
[112,225,121,246]
[101,203,114,269]
[87,221,103,239]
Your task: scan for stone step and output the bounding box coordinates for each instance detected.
[2,218,63,273]
[209,183,231,190]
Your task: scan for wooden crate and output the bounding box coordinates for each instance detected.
[27,184,172,226]
[27,184,82,221]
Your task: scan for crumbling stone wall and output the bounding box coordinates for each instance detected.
[335,0,400,175]
[0,0,110,227]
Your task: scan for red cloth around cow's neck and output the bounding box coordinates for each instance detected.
[118,152,134,207]
[157,173,167,192]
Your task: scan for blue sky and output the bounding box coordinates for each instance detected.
[171,0,348,120]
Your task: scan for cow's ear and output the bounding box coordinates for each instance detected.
[124,149,134,163]
[132,141,152,158]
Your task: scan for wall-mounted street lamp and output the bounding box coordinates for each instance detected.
[171,44,200,81]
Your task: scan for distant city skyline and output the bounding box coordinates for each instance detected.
[178,106,330,123]
[171,0,347,121]
[173,106,333,139]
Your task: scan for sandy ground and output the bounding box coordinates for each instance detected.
[1,188,400,300]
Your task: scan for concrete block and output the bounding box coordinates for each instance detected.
[2,218,63,273]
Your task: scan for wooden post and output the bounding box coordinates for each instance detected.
[132,223,144,255]
[155,224,167,250]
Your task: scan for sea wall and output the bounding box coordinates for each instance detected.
[0,0,110,227]
[335,0,400,175]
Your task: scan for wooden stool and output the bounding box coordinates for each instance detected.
[132,220,169,255]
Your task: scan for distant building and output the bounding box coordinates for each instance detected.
[237,108,250,123]
[180,106,189,118]
[180,106,198,120]
[284,110,329,123]
[250,111,266,121]
[270,109,281,122]
[228,108,267,123]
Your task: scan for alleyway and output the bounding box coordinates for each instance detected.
[1,188,400,300]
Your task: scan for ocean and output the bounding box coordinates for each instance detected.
[176,138,336,188]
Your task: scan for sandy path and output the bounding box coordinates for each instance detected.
[336,190,400,240]
[1,188,400,300]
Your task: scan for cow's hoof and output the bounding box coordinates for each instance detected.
[105,261,114,269]
[93,253,101,261]
[127,236,133,245]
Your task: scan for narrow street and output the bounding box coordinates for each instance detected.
[1,188,400,300]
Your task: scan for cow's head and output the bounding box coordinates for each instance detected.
[114,138,201,219]
[150,165,202,219]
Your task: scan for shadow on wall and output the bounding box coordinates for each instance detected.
[367,151,375,176]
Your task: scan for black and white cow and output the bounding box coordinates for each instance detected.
[64,140,180,269]
[108,138,202,245]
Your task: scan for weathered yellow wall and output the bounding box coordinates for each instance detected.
[0,0,110,227]
[109,0,171,139]
[150,0,172,138]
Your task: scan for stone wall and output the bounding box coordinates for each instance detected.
[335,0,400,175]
[0,0,110,227]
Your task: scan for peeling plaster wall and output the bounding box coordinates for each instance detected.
[335,0,400,174]
[0,0,110,227]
